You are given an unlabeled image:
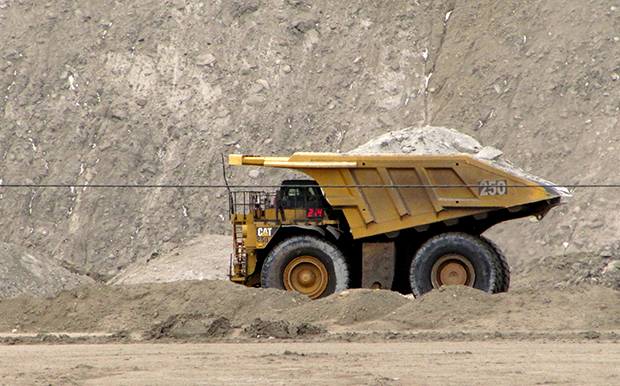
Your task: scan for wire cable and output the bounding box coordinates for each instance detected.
[0,183,614,189]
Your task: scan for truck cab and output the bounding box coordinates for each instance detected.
[276,180,329,214]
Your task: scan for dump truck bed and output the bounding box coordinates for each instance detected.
[230,152,569,239]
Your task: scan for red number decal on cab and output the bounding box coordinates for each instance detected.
[307,208,323,218]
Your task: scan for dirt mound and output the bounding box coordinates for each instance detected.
[347,126,571,194]
[146,315,234,340]
[0,280,312,334]
[242,318,326,339]
[347,126,487,156]
[383,285,620,333]
[0,251,618,341]
[512,252,620,292]
[109,234,230,285]
[280,289,411,326]
[2,229,616,340]
[0,243,93,298]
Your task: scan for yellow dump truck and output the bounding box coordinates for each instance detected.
[228,152,568,299]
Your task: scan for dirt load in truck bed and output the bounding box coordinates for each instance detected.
[348,126,561,187]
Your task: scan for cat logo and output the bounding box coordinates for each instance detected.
[256,227,276,248]
[257,227,274,237]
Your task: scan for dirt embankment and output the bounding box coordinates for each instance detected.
[0,0,618,281]
[0,0,619,345]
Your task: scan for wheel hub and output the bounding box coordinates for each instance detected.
[283,256,328,299]
[430,254,475,288]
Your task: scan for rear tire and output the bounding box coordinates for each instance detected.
[261,235,349,299]
[409,232,498,297]
[480,236,510,293]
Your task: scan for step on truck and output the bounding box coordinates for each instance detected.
[228,152,569,299]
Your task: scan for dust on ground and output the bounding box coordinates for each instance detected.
[3,341,620,386]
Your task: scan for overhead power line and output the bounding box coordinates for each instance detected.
[0,183,616,189]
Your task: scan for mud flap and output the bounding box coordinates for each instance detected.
[362,242,395,290]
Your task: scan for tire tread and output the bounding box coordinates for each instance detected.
[409,232,497,297]
[480,236,510,293]
[261,235,349,298]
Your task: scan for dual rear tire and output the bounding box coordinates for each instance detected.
[409,232,510,297]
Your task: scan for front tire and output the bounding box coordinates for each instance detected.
[261,235,349,299]
[409,232,498,297]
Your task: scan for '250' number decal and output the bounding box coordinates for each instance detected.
[478,180,508,196]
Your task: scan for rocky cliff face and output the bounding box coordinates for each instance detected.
[0,0,618,278]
